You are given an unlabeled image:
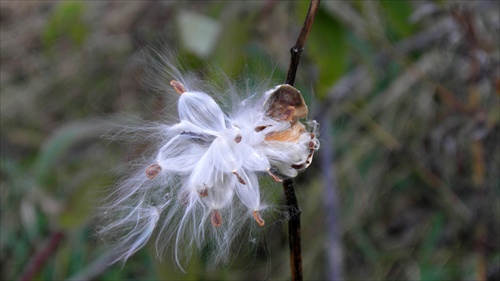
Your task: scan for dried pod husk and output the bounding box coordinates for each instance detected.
[263,84,308,121]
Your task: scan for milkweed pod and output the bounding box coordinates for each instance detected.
[263,84,308,120]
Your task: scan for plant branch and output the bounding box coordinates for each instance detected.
[283,1,320,281]
[20,231,64,281]
[285,0,321,86]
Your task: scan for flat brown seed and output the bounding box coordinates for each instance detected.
[309,140,316,150]
[291,163,306,170]
[255,125,270,132]
[232,171,246,185]
[267,170,283,182]
[253,211,265,227]
[211,210,222,227]
[145,164,161,179]
[234,134,242,143]
[170,80,186,95]
[199,188,208,197]
[306,153,314,164]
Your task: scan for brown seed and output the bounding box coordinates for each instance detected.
[254,125,270,132]
[309,140,316,150]
[170,80,186,95]
[232,171,246,185]
[211,210,222,227]
[234,134,242,143]
[291,163,305,170]
[267,169,283,182]
[253,211,265,227]
[145,164,161,179]
[305,153,314,166]
[199,188,208,197]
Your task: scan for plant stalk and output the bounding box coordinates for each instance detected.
[282,1,320,280]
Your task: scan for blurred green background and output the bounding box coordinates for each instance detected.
[1,1,499,280]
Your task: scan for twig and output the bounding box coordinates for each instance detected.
[282,179,303,281]
[282,1,320,281]
[285,0,321,86]
[20,231,64,281]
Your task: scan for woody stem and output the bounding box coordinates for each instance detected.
[285,0,321,86]
[282,1,320,281]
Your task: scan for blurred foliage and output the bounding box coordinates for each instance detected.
[42,2,88,52]
[305,4,348,99]
[1,1,498,281]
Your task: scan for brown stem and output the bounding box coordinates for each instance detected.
[20,231,64,281]
[283,1,320,281]
[283,178,303,281]
[285,0,321,86]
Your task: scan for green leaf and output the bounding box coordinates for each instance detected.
[380,0,415,39]
[210,13,255,78]
[43,2,88,50]
[419,213,449,280]
[421,213,445,262]
[34,119,112,187]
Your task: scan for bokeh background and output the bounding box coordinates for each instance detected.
[1,1,499,280]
